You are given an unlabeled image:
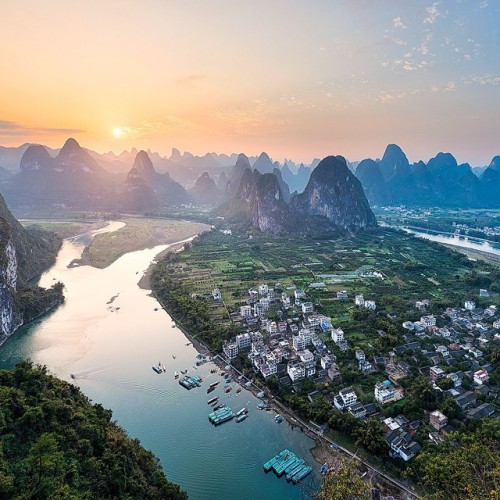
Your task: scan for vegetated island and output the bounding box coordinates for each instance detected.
[74,217,210,269]
[0,361,186,499]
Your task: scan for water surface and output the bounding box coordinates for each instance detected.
[0,223,317,499]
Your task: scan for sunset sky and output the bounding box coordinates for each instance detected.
[1,0,499,165]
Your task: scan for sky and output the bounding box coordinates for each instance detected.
[1,0,499,165]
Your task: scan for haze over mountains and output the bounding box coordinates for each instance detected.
[0,139,498,216]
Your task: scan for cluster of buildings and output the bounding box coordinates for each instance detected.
[218,282,498,463]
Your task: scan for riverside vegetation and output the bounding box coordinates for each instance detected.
[0,361,186,499]
[152,224,500,497]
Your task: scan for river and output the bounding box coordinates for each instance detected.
[400,227,500,257]
[0,222,317,500]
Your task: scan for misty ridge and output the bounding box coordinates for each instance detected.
[0,139,498,218]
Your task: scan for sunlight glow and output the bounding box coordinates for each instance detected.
[112,128,123,138]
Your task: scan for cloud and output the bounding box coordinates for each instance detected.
[175,74,205,85]
[393,17,406,29]
[0,120,85,137]
[465,74,500,85]
[424,3,440,24]
[385,36,406,46]
[479,1,488,8]
[444,81,456,91]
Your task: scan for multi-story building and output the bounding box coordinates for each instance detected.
[331,328,344,343]
[355,349,366,361]
[287,361,305,382]
[334,387,357,410]
[337,290,348,300]
[365,300,376,310]
[430,366,445,381]
[429,410,448,431]
[292,334,307,352]
[223,341,238,360]
[355,294,365,306]
[301,302,314,314]
[212,288,222,300]
[473,369,490,385]
[464,300,476,310]
[240,305,252,318]
[258,284,269,296]
[374,381,397,404]
[420,315,436,327]
[235,333,251,350]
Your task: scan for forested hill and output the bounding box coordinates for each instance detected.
[0,362,187,499]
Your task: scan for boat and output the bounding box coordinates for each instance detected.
[154,307,158,311]
[181,369,188,374]
[172,354,176,359]
[207,397,218,405]
[185,342,191,346]
[152,365,163,374]
[207,386,216,394]
[263,450,289,472]
[257,391,265,398]
[213,404,224,411]
[291,465,312,483]
[224,386,232,393]
[235,413,248,423]
[210,381,220,388]
[70,374,75,379]
[208,407,234,425]
[236,407,248,417]
[275,414,284,423]
[174,371,179,379]
[285,459,305,481]
[172,323,176,328]
[236,386,241,393]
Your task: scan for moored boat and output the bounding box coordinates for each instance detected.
[207,397,218,405]
[235,413,248,423]
[152,365,162,374]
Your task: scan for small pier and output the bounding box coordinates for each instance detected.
[263,449,312,484]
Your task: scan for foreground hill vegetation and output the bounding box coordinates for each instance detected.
[0,362,186,499]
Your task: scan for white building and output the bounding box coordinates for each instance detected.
[253,303,266,317]
[474,369,490,385]
[365,300,376,310]
[223,341,238,360]
[479,289,489,297]
[402,321,415,330]
[420,315,436,327]
[212,288,221,300]
[294,289,306,300]
[337,290,348,300]
[355,349,365,361]
[464,300,476,310]
[334,387,357,410]
[331,328,344,343]
[287,362,305,382]
[292,334,307,352]
[494,319,500,329]
[236,333,252,350]
[281,293,291,309]
[240,305,252,318]
[375,381,397,404]
[258,284,269,296]
[297,349,314,364]
[301,302,313,314]
[355,294,365,306]
[266,321,278,335]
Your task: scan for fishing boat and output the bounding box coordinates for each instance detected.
[210,381,220,388]
[236,407,248,417]
[174,371,179,379]
[213,404,224,411]
[185,342,191,346]
[181,369,188,374]
[224,386,232,393]
[207,397,218,405]
[207,386,216,394]
[152,365,162,374]
[235,413,248,423]
[275,414,284,423]
[172,354,176,359]
[236,386,241,393]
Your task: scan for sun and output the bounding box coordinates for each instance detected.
[112,127,123,138]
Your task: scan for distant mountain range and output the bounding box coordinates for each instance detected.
[0,139,498,212]
[356,145,500,208]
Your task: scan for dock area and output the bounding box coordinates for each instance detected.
[179,374,202,390]
[263,449,312,484]
[208,406,234,425]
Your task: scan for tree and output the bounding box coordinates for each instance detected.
[318,459,371,500]
[354,418,388,455]
[415,432,500,499]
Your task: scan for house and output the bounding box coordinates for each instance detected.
[493,319,500,329]
[464,300,476,310]
[436,345,449,357]
[479,289,489,297]
[365,300,376,310]
[402,321,415,330]
[253,302,267,317]
[258,284,269,296]
[354,294,365,306]
[359,360,374,373]
[307,390,322,403]
[455,391,477,410]
[467,403,495,420]
[240,305,252,318]
[420,315,436,327]
[223,341,239,360]
[415,300,430,311]
[337,290,348,300]
[331,328,344,343]
[446,371,463,387]
[430,366,445,381]
[328,367,342,381]
[235,333,251,350]
[281,293,291,309]
[287,361,305,382]
[301,302,314,314]
[385,430,421,461]
[292,334,307,352]
[473,369,490,385]
[348,402,366,419]
[334,387,357,410]
[375,381,397,404]
[294,289,306,300]
[320,355,333,370]
[212,288,222,300]
[355,349,366,361]
[429,410,448,431]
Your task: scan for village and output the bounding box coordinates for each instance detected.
[214,282,500,463]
